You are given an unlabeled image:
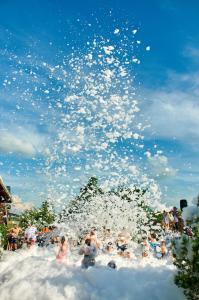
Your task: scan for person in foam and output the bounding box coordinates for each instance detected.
[56,236,69,264]
[79,238,97,269]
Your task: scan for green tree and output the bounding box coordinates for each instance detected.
[174,215,199,300]
[79,176,103,200]
[0,224,8,252]
[19,201,55,230]
[60,177,103,220]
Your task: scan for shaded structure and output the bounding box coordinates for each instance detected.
[0,176,12,224]
[180,199,188,211]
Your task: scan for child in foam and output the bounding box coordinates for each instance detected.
[102,241,113,254]
[116,235,132,259]
[142,238,150,258]
[56,236,69,264]
[162,210,170,231]
[149,233,158,251]
[116,234,128,252]
[160,240,168,258]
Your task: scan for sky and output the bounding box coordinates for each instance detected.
[0,0,199,208]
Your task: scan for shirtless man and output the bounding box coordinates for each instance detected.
[8,224,22,251]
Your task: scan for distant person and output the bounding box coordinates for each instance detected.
[107,260,117,269]
[79,238,97,269]
[184,227,193,238]
[56,236,68,263]
[178,217,184,233]
[7,228,15,251]
[173,207,179,231]
[24,224,37,248]
[162,211,170,231]
[7,224,22,251]
[2,211,8,226]
[116,235,131,258]
[103,242,114,254]
[102,227,111,241]
[142,238,150,258]
[149,233,157,251]
[90,230,101,249]
[116,235,128,253]
[169,211,174,230]
[42,226,49,233]
[160,240,168,258]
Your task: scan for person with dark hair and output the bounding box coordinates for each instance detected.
[84,230,101,249]
[141,238,150,258]
[56,236,68,263]
[103,242,114,254]
[160,240,168,258]
[79,238,97,268]
[162,211,170,231]
[149,233,157,252]
[172,207,179,231]
[107,260,117,269]
[2,211,8,226]
[116,235,128,253]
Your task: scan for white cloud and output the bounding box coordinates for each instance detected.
[146,152,176,178]
[12,195,33,211]
[183,46,199,62]
[143,71,199,147]
[0,128,46,156]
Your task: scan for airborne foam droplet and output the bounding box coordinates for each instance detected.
[2,18,163,232]
[114,28,120,34]
[41,23,163,220]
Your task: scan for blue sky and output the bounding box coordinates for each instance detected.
[0,0,199,207]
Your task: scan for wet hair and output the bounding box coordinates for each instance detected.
[61,236,66,244]
[151,233,157,239]
[107,260,117,269]
[85,238,91,246]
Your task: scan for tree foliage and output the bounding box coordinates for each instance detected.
[60,176,103,217]
[174,215,199,300]
[19,201,55,230]
[0,224,8,253]
[59,177,162,240]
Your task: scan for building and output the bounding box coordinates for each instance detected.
[0,176,12,224]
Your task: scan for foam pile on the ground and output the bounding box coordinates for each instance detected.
[0,246,185,300]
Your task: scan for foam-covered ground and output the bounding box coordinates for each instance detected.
[0,246,185,300]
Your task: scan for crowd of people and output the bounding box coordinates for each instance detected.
[141,234,169,259]
[5,206,193,269]
[7,224,48,251]
[6,225,175,269]
[162,207,183,232]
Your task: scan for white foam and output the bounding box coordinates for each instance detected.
[0,247,185,300]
